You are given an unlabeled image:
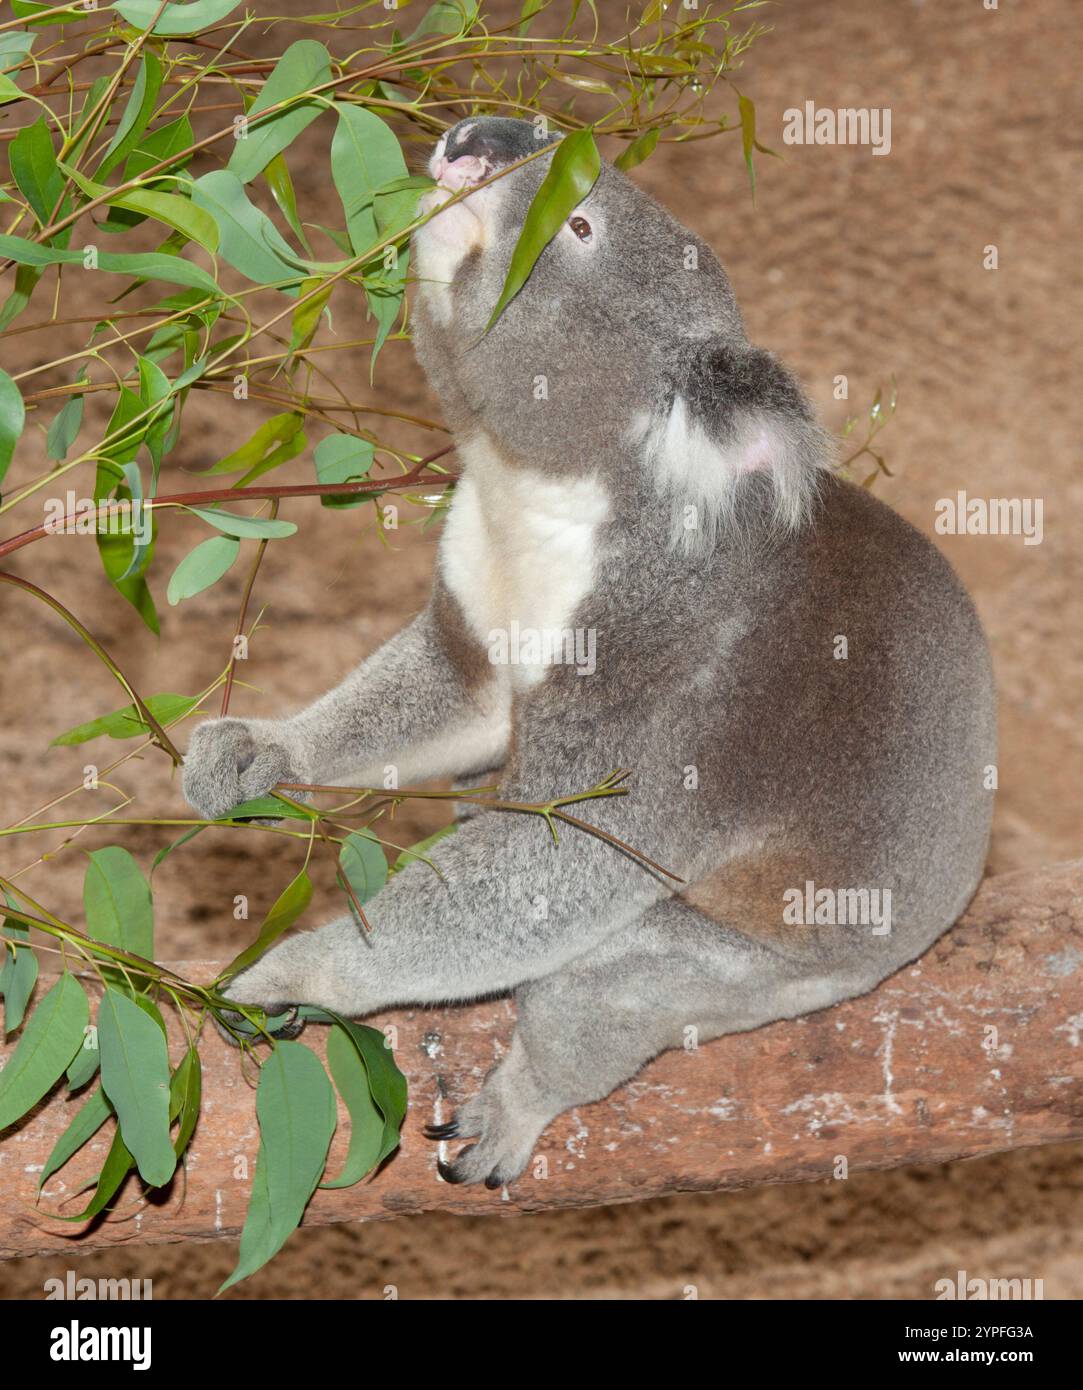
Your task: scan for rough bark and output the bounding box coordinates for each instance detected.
[2,860,1081,1260]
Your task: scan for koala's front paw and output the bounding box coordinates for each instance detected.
[214,1004,306,1047]
[182,718,297,820]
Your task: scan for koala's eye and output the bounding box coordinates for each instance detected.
[569,215,593,243]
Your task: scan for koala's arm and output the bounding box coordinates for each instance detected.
[182,582,509,818]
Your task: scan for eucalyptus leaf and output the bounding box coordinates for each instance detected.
[220,1040,336,1292]
[313,432,374,509]
[185,505,298,539]
[167,535,240,605]
[110,0,246,36]
[0,974,88,1133]
[52,692,200,747]
[1,891,37,1036]
[220,869,313,982]
[96,53,163,179]
[190,170,303,290]
[10,117,61,226]
[39,1086,113,1189]
[339,830,387,910]
[0,368,26,488]
[0,235,221,296]
[486,129,600,331]
[227,41,332,185]
[97,988,176,1187]
[83,847,154,965]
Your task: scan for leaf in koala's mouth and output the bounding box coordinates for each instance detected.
[483,128,601,333]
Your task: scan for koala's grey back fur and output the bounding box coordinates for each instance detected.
[182,118,996,1188]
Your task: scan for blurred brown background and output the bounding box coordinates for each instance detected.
[1,0,1080,1297]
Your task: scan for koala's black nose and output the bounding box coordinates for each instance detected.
[443,116,556,168]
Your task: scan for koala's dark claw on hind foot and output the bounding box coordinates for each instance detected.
[423,1119,460,1141]
[437,1144,476,1183]
[484,1171,504,1190]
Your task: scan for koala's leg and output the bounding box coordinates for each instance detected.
[220,803,673,1019]
[182,583,509,818]
[431,895,851,1188]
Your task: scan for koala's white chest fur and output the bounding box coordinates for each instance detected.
[439,437,610,689]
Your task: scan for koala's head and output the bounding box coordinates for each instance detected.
[411,116,830,547]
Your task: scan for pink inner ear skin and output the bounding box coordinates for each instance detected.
[735,427,772,473]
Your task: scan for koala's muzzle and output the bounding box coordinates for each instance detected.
[432,116,557,189]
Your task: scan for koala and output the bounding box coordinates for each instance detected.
[183,117,996,1188]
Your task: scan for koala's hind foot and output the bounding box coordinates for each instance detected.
[428,899,762,1188]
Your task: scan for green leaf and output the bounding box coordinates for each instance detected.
[409,0,480,40]
[124,114,195,181]
[137,353,176,486]
[83,847,154,964]
[39,1086,113,1189]
[185,505,298,539]
[197,411,305,477]
[190,170,304,290]
[0,30,34,79]
[0,367,26,488]
[392,821,458,872]
[45,380,86,462]
[320,1023,383,1188]
[227,41,332,185]
[330,105,413,368]
[0,234,221,296]
[220,1040,336,1292]
[219,796,314,823]
[339,830,387,911]
[170,1045,201,1159]
[1,892,38,1035]
[58,1128,134,1222]
[52,692,201,747]
[65,1027,101,1092]
[313,433,374,509]
[109,0,246,36]
[331,104,409,258]
[320,1020,404,1187]
[10,116,61,226]
[95,52,163,180]
[0,262,43,333]
[166,534,240,605]
[614,126,660,173]
[262,151,309,249]
[738,92,759,199]
[0,974,88,1132]
[97,987,176,1187]
[220,869,312,982]
[10,1,86,26]
[486,129,600,331]
[62,162,219,253]
[151,825,205,872]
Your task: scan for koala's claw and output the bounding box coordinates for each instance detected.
[436,1157,462,1184]
[213,1003,305,1046]
[423,1119,461,1141]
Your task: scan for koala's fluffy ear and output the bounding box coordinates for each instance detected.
[641,336,834,552]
